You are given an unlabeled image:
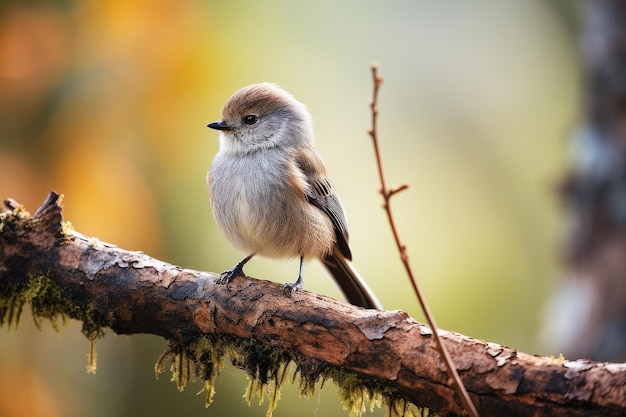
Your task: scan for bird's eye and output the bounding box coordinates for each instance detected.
[243,115,258,125]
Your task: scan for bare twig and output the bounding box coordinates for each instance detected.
[367,64,479,417]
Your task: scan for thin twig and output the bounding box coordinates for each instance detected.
[367,64,479,417]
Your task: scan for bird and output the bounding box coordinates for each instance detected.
[207,82,381,309]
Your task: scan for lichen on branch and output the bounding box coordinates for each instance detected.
[0,192,625,417]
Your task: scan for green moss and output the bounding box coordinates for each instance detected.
[0,273,106,372]
[7,203,30,219]
[0,282,24,330]
[156,335,433,417]
[24,274,75,331]
[325,367,432,417]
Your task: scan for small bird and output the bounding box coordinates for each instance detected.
[207,83,381,309]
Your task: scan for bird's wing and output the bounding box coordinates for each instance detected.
[295,147,352,260]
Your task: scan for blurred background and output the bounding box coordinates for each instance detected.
[0,1,584,416]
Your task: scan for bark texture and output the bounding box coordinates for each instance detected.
[0,192,625,417]
[552,0,626,362]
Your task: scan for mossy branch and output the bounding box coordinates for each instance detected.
[1,192,625,417]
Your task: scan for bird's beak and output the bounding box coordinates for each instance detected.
[207,121,233,131]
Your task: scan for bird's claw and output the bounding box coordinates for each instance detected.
[218,266,244,284]
[282,279,303,297]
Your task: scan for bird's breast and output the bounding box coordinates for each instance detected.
[208,149,334,259]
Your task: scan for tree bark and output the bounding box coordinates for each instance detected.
[0,192,624,417]
[551,0,626,362]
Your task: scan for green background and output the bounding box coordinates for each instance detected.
[0,1,579,416]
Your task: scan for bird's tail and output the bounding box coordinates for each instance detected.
[321,249,382,309]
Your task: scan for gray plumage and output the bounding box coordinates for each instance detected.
[207,83,381,309]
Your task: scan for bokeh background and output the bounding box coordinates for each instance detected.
[0,1,580,416]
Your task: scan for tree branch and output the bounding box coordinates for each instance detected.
[1,192,625,417]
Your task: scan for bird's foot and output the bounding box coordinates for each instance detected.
[217,254,254,284]
[217,266,245,284]
[282,275,303,297]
